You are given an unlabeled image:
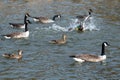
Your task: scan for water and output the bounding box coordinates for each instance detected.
[0,0,120,80]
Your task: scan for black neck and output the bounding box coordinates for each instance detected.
[52,15,58,20]
[101,43,105,55]
[24,15,27,23]
[25,22,28,32]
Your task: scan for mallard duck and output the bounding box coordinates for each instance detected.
[9,13,31,28]
[75,23,84,32]
[69,42,109,63]
[27,13,61,23]
[2,50,23,59]
[3,20,30,39]
[49,34,67,44]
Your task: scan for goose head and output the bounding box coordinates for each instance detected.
[62,34,67,41]
[25,13,31,17]
[52,14,61,20]
[103,42,110,47]
[18,50,23,56]
[88,9,93,16]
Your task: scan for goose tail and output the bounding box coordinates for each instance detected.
[69,55,76,58]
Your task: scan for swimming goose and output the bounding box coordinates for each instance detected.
[49,34,67,44]
[27,13,61,23]
[76,9,93,22]
[9,13,30,28]
[2,50,23,59]
[3,20,29,39]
[9,20,31,29]
[69,42,109,63]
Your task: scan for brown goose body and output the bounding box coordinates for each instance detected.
[2,50,23,59]
[3,31,29,39]
[3,20,30,39]
[9,13,30,28]
[70,54,106,62]
[33,17,55,23]
[27,13,61,23]
[49,34,67,44]
[70,42,109,63]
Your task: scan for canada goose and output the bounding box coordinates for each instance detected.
[9,13,31,28]
[3,20,30,39]
[69,42,109,63]
[49,34,67,44]
[27,13,61,23]
[2,50,23,59]
[9,20,31,29]
[76,9,93,22]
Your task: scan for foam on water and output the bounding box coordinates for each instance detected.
[48,24,68,32]
[43,17,99,32]
[83,17,100,31]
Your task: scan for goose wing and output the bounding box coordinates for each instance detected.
[38,17,49,20]
[9,23,24,26]
[49,39,65,44]
[9,23,24,28]
[4,32,22,37]
[33,16,49,20]
[76,15,86,19]
[2,53,11,58]
[77,54,100,62]
[2,53,14,58]
[49,40,58,44]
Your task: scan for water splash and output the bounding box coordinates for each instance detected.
[48,24,68,32]
[43,17,99,32]
[67,19,80,31]
[83,17,100,31]
[69,17,100,31]
[47,19,80,32]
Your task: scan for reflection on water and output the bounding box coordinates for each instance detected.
[0,0,120,80]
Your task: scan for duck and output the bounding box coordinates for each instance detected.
[68,21,85,32]
[76,9,93,22]
[49,34,67,44]
[3,20,30,39]
[75,22,84,32]
[27,13,61,23]
[69,42,109,63]
[9,13,30,29]
[2,50,23,59]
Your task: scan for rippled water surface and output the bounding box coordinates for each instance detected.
[0,0,120,80]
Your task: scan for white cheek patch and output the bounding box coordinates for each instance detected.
[104,43,108,46]
[58,16,61,18]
